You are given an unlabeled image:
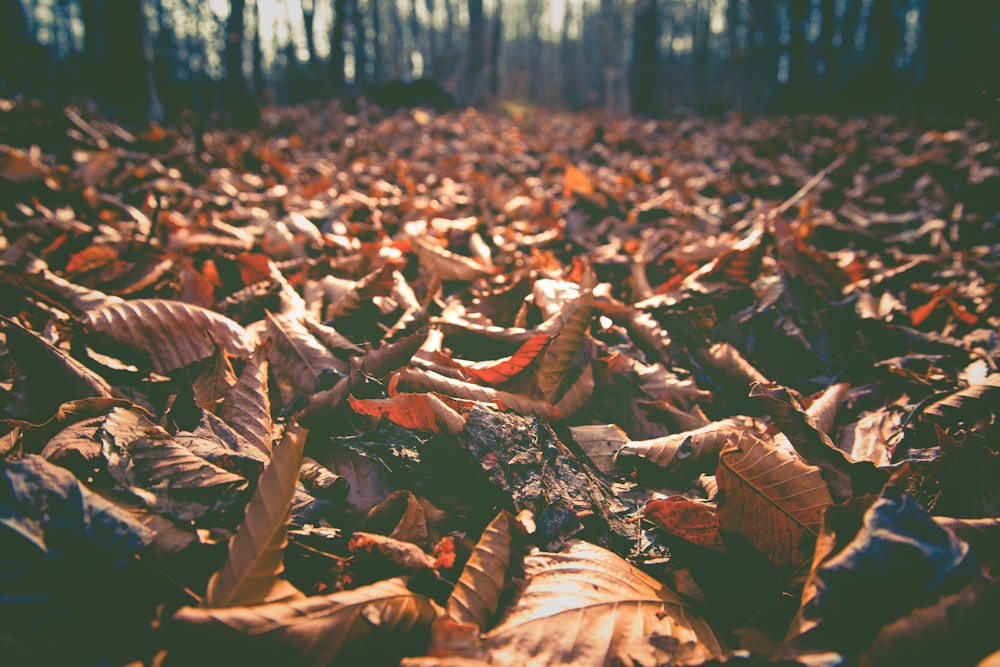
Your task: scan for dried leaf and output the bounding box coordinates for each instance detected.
[717,430,834,566]
[189,344,238,409]
[349,393,466,434]
[446,511,513,630]
[464,333,552,387]
[568,424,630,475]
[697,342,770,389]
[265,311,348,400]
[536,286,593,403]
[415,238,496,282]
[563,163,595,198]
[299,456,349,500]
[205,426,307,608]
[920,373,1000,428]
[79,299,251,373]
[391,367,558,421]
[220,341,272,457]
[171,577,437,665]
[616,418,750,481]
[751,382,887,502]
[644,497,726,553]
[1,315,113,400]
[476,540,723,666]
[787,482,986,659]
[805,382,850,437]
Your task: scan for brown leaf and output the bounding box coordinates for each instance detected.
[616,417,751,482]
[535,283,593,403]
[349,393,466,434]
[476,540,723,666]
[172,577,437,665]
[265,311,348,402]
[79,298,251,373]
[717,430,833,566]
[644,497,726,553]
[220,341,272,457]
[65,244,119,275]
[568,423,631,475]
[751,382,887,502]
[445,511,512,631]
[563,163,595,198]
[100,408,250,522]
[204,426,307,608]
[415,238,496,282]
[390,367,558,421]
[189,344,238,410]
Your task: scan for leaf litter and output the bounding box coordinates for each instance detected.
[1,98,999,665]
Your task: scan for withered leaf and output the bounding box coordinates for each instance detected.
[446,511,513,631]
[79,298,251,373]
[717,430,833,566]
[474,540,723,666]
[220,341,272,457]
[349,393,466,434]
[172,577,437,665]
[205,426,307,608]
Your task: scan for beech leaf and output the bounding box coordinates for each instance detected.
[415,237,496,282]
[446,511,513,630]
[751,382,887,502]
[535,287,593,403]
[716,430,834,566]
[349,393,466,434]
[79,298,251,373]
[220,341,273,457]
[172,577,437,665]
[476,540,723,666]
[204,425,307,608]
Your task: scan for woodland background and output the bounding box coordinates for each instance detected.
[1,0,999,122]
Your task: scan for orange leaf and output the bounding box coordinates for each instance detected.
[644,497,726,553]
[65,245,119,275]
[563,164,594,198]
[348,393,466,434]
[910,295,942,326]
[465,334,553,387]
[946,298,978,325]
[235,253,273,286]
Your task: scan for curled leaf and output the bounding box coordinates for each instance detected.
[349,393,466,435]
[79,299,251,373]
[172,577,437,666]
[205,426,307,608]
[446,511,513,631]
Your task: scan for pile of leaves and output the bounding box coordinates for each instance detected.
[1,96,999,666]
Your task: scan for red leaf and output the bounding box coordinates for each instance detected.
[65,245,119,275]
[348,393,466,434]
[235,253,273,286]
[464,334,553,387]
[644,497,726,553]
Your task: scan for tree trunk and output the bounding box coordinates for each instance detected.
[251,0,266,101]
[302,0,318,71]
[466,0,485,104]
[225,0,258,125]
[330,0,348,94]
[488,0,502,99]
[79,0,155,119]
[630,0,658,115]
[0,0,37,97]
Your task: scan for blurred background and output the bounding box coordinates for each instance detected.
[1,0,998,121]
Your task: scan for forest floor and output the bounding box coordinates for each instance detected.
[1,98,1000,666]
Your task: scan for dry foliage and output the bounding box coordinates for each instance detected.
[1,97,999,665]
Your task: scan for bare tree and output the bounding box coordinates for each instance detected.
[630,0,658,115]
